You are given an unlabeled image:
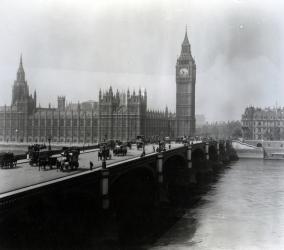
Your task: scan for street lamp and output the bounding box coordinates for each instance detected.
[142,143,146,156]
[102,145,107,169]
[48,136,51,151]
[15,129,18,142]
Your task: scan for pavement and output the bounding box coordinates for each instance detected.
[0,143,182,195]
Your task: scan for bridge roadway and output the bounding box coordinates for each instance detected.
[0,143,182,195]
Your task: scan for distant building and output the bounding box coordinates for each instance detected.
[242,106,284,140]
[195,114,206,128]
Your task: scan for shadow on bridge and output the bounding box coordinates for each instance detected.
[163,155,188,206]
[110,166,157,243]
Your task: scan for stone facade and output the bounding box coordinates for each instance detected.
[0,58,175,143]
[0,31,196,143]
[242,106,284,140]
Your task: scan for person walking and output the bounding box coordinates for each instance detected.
[90,161,94,170]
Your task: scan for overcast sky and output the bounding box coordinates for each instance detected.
[0,0,283,121]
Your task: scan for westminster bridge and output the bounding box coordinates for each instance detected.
[0,140,233,212]
[0,140,235,248]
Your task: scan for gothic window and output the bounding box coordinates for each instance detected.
[66,119,71,127]
[53,119,58,127]
[86,119,91,126]
[46,119,51,126]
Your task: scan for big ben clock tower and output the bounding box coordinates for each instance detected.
[176,29,196,137]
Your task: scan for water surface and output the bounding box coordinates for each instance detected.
[149,159,284,250]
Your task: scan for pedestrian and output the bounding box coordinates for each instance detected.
[169,144,171,149]
[153,146,155,152]
[56,160,60,172]
[90,161,94,170]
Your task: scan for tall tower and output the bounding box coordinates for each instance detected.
[176,28,196,137]
[11,55,30,112]
[57,96,66,111]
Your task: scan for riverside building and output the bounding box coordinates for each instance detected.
[241,106,284,140]
[0,30,195,143]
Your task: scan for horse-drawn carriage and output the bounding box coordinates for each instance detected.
[27,144,48,166]
[37,151,58,170]
[59,148,80,171]
[0,152,17,169]
[27,144,60,170]
[113,145,127,156]
[136,135,145,150]
[98,144,112,160]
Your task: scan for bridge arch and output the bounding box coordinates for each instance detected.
[163,155,188,205]
[192,148,205,163]
[110,165,156,210]
[110,165,156,239]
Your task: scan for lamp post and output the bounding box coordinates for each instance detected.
[102,145,106,169]
[15,129,18,142]
[48,136,51,151]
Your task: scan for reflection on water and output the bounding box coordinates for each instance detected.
[149,159,284,250]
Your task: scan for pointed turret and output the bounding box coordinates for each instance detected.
[181,27,191,54]
[99,88,102,100]
[109,86,113,96]
[34,90,37,108]
[12,55,30,110]
[17,54,25,82]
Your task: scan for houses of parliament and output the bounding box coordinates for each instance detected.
[0,31,196,144]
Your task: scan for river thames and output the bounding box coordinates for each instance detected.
[148,158,284,250]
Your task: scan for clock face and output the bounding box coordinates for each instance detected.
[179,68,189,77]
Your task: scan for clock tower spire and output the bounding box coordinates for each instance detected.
[175,28,196,137]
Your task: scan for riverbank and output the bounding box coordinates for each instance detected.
[232,140,263,159]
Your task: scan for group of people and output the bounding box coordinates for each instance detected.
[88,141,173,168]
[152,142,171,153]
